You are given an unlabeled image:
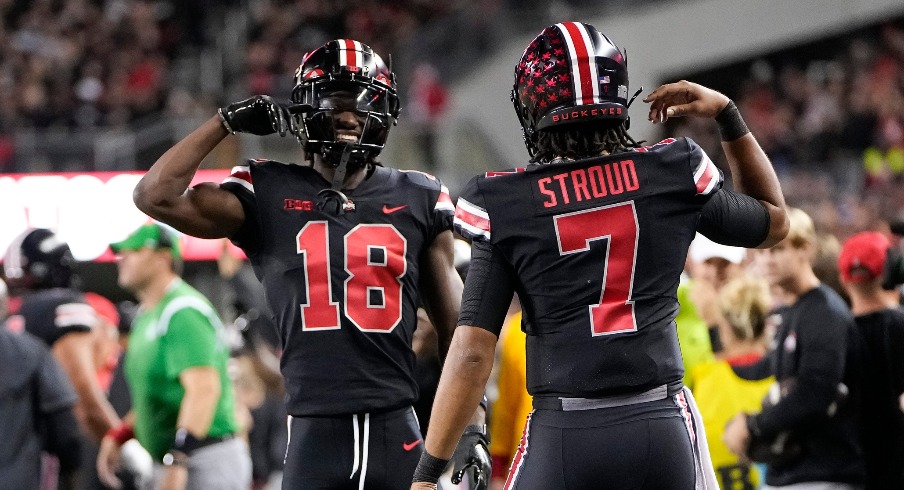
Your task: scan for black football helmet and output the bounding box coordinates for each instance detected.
[2,228,75,292]
[290,39,400,167]
[513,22,631,158]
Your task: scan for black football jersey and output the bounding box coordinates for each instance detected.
[6,288,96,347]
[455,138,723,398]
[222,161,454,416]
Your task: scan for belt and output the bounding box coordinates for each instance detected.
[195,433,235,450]
[532,384,673,411]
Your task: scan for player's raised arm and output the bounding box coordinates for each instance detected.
[133,96,291,238]
[644,80,789,247]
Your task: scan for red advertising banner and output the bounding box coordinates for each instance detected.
[0,170,245,262]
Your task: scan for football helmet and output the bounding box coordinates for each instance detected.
[291,39,401,167]
[513,22,631,157]
[3,228,75,291]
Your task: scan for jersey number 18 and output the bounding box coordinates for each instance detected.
[296,222,407,333]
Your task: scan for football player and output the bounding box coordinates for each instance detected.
[410,22,789,489]
[131,39,486,489]
[3,229,122,442]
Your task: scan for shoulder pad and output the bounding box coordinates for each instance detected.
[398,169,443,189]
[632,138,679,153]
[484,168,526,178]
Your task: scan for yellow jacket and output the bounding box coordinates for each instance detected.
[489,311,533,475]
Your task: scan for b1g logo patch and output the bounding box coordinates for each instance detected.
[285,199,314,211]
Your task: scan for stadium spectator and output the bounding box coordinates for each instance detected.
[129,38,487,489]
[724,208,865,488]
[677,233,747,370]
[0,278,83,490]
[408,63,449,171]
[838,231,904,489]
[411,21,788,490]
[97,223,251,489]
[687,274,774,489]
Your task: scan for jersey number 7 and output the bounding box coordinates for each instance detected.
[296,222,407,333]
[554,202,639,336]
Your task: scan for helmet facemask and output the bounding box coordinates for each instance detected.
[290,42,400,169]
[289,40,400,214]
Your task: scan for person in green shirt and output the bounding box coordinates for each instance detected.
[97,223,251,490]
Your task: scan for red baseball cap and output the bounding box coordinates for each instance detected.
[838,231,890,283]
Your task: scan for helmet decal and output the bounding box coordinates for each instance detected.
[304,68,324,79]
[513,22,630,157]
[556,22,601,105]
[337,39,363,69]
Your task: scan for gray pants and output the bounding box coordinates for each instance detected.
[148,437,251,490]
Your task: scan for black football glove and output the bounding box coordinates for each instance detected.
[218,95,292,136]
[449,425,491,490]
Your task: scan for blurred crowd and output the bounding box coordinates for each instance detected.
[0,0,501,128]
[0,0,205,131]
[670,21,904,243]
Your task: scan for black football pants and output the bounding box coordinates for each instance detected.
[502,396,697,490]
[282,406,423,489]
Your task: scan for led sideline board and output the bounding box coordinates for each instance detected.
[0,170,245,262]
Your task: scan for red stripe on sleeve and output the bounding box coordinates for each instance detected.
[454,206,491,234]
[230,170,252,185]
[695,162,714,195]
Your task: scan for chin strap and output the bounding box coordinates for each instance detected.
[317,144,354,215]
[627,86,644,108]
[622,87,644,131]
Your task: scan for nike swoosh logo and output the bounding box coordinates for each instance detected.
[383,204,408,214]
[403,439,422,451]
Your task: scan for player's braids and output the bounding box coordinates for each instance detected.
[532,123,642,164]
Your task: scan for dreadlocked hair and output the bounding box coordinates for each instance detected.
[532,123,643,164]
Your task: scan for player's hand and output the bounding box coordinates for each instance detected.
[219,95,293,136]
[411,483,437,490]
[643,80,730,123]
[450,427,492,490]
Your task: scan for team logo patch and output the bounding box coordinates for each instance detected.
[304,68,324,79]
[284,199,314,211]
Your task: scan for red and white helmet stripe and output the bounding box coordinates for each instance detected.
[337,39,364,68]
[555,22,600,106]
